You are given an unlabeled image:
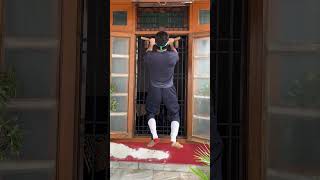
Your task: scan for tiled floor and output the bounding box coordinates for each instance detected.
[110,161,208,180]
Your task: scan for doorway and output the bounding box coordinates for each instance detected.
[134,35,188,137]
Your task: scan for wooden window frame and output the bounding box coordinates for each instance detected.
[190,2,210,32]
[0,0,79,180]
[110,32,135,139]
[187,31,210,143]
[110,3,135,33]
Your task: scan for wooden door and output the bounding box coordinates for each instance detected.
[110,32,135,139]
[187,1,210,143]
[187,32,210,143]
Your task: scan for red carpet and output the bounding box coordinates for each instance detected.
[110,141,206,165]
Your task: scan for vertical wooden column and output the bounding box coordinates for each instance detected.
[57,0,81,179]
[0,0,4,67]
[247,0,266,179]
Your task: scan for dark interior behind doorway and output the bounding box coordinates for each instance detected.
[135,35,188,137]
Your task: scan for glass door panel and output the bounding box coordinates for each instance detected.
[110,36,130,133]
[192,36,210,139]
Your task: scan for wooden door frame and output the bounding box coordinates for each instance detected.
[57,0,81,179]
[246,0,266,179]
[132,32,191,140]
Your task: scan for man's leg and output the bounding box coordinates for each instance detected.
[145,85,161,147]
[163,86,183,148]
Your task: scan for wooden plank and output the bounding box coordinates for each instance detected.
[127,34,135,138]
[187,33,194,141]
[247,0,265,179]
[111,133,130,139]
[57,0,80,179]
[0,160,54,171]
[0,0,4,68]
[135,31,190,35]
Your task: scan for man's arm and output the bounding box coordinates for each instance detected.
[168,38,178,53]
[146,38,156,52]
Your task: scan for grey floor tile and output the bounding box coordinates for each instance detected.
[111,169,153,180]
[139,162,165,171]
[117,161,139,169]
[180,172,200,180]
[153,171,183,180]
[110,161,120,169]
[163,164,192,172]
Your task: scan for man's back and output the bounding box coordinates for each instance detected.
[144,51,179,88]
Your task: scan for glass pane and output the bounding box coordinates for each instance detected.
[4,109,57,160]
[110,96,128,112]
[111,77,128,93]
[112,37,129,55]
[194,98,210,117]
[4,49,58,98]
[113,11,127,26]
[267,0,320,43]
[266,0,320,178]
[194,79,210,96]
[110,115,127,132]
[2,0,59,179]
[194,37,210,56]
[267,114,320,175]
[5,0,58,38]
[192,36,210,139]
[194,58,210,77]
[111,57,129,74]
[192,118,210,139]
[268,54,320,108]
[199,10,210,24]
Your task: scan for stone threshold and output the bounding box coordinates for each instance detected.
[111,161,209,173]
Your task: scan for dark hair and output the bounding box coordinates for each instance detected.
[155,31,169,50]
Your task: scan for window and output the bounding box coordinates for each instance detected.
[192,37,210,139]
[113,11,127,25]
[136,7,189,31]
[110,37,129,132]
[199,10,210,24]
[265,1,320,178]
[0,0,60,179]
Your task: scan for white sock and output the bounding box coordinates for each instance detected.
[170,121,179,143]
[148,118,158,139]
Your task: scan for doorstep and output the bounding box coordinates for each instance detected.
[110,161,209,180]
